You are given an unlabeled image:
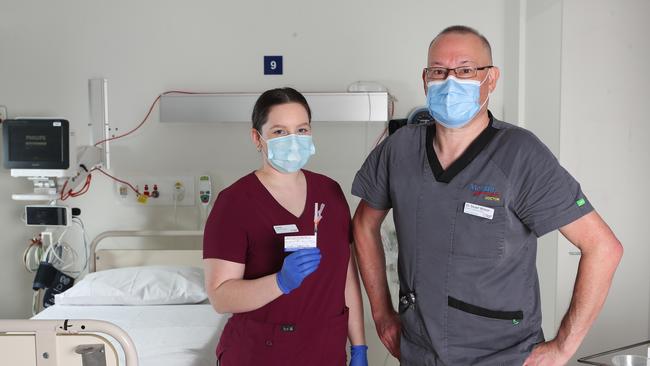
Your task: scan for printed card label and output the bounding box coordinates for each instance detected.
[284,235,316,252]
[274,224,299,234]
[463,202,495,220]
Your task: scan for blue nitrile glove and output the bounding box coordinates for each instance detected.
[350,345,368,366]
[276,248,321,294]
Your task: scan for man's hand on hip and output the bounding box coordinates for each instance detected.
[523,340,570,366]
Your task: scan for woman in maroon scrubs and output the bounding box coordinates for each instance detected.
[203,88,368,366]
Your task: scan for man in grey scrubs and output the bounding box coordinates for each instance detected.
[351,25,623,366]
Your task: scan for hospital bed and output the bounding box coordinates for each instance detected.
[0,230,228,366]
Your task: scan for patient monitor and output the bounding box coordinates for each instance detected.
[2,79,110,202]
[2,119,70,178]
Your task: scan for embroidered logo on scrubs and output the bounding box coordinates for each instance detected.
[468,183,501,202]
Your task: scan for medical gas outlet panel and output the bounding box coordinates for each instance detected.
[114,176,196,206]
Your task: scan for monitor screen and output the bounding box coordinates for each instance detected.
[2,119,69,170]
[25,205,69,226]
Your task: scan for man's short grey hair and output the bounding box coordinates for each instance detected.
[429,25,492,62]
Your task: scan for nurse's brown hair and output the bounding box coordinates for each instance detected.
[252,87,312,132]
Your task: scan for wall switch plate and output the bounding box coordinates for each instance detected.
[0,106,7,121]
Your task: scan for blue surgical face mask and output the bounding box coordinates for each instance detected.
[426,74,489,129]
[259,132,316,173]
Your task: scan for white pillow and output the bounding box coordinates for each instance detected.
[55,265,207,305]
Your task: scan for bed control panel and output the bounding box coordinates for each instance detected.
[198,175,211,206]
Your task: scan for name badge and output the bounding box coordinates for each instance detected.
[274,224,299,234]
[284,235,317,252]
[463,202,495,220]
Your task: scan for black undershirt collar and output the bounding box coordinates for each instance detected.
[426,111,498,184]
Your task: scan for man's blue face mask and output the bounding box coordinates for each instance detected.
[258,132,316,174]
[426,74,490,129]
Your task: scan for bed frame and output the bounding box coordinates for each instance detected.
[0,229,204,366]
[91,230,203,272]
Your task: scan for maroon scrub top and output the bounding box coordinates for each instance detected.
[203,170,352,365]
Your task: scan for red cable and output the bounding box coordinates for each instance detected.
[62,90,211,200]
[95,168,140,195]
[94,90,219,146]
[60,169,139,200]
[60,179,70,200]
[60,174,92,200]
[61,90,219,200]
[69,175,92,197]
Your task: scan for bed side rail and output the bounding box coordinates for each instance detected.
[0,319,138,366]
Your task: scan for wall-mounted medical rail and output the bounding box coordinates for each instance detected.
[159,92,389,123]
[0,319,137,366]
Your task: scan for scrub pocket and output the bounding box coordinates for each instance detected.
[446,296,525,363]
[452,202,505,258]
[399,302,431,355]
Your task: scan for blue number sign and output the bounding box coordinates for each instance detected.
[264,56,283,75]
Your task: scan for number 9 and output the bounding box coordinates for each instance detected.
[270,61,277,70]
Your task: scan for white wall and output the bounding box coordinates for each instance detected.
[0,1,509,364]
[523,0,564,339]
[559,0,650,362]
[525,0,650,363]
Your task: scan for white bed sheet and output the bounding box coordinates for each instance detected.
[33,304,228,366]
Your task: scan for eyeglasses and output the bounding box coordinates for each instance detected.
[424,65,493,80]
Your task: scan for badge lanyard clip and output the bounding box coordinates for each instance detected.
[313,203,325,240]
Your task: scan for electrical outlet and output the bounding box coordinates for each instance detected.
[118,185,128,198]
[0,106,7,122]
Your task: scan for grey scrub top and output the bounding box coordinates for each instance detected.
[352,112,594,366]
